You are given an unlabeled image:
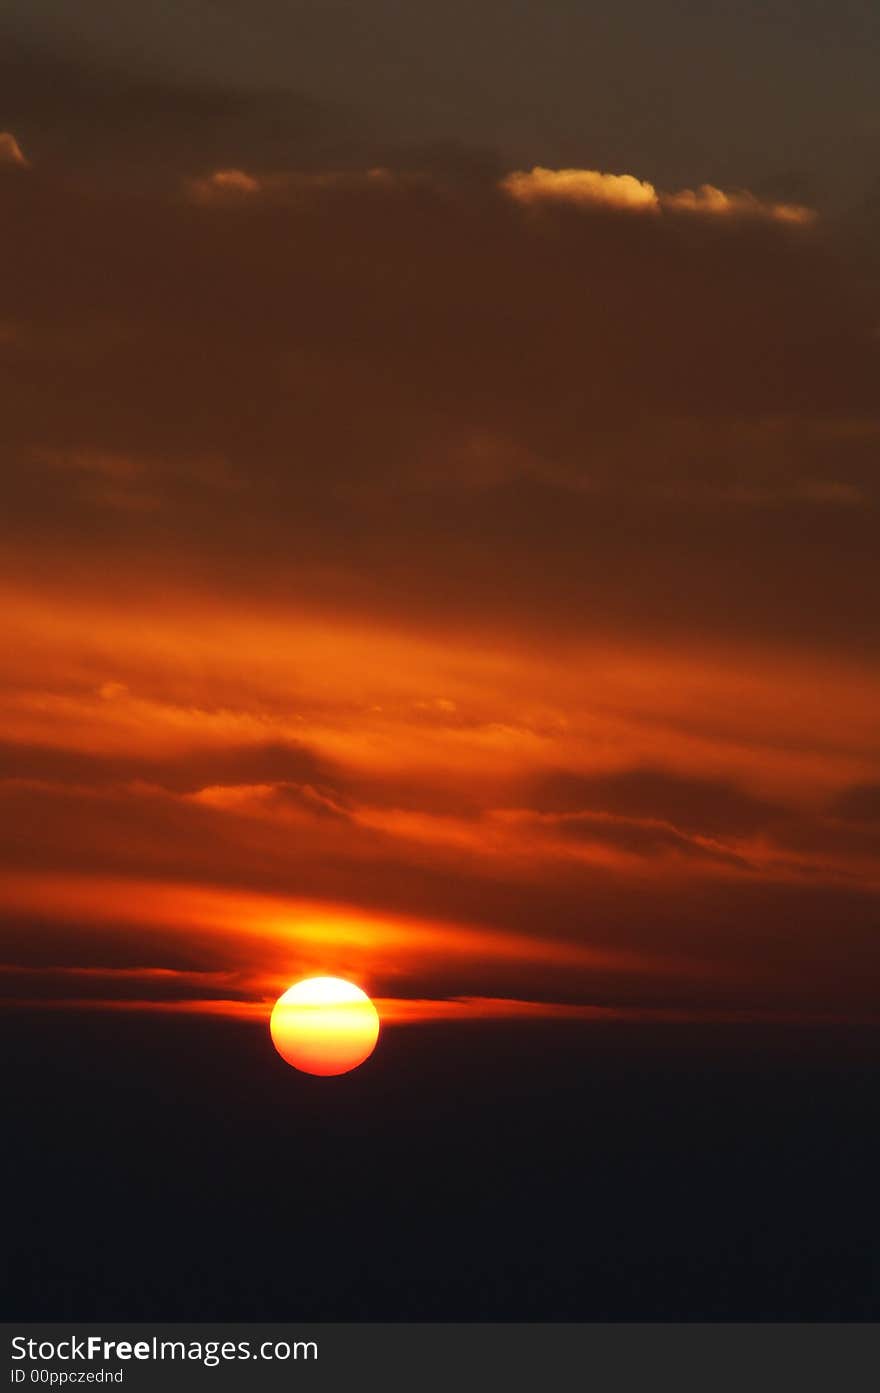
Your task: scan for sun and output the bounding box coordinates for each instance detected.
[269,977,380,1076]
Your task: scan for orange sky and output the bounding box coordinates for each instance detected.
[2,145,879,1027]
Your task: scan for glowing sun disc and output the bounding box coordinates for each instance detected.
[270,977,380,1076]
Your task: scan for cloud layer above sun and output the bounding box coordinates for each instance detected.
[1,134,879,1025]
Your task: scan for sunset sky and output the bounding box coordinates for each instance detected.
[2,6,880,1035]
[5,4,880,1331]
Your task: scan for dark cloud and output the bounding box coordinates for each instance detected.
[0,34,359,179]
[532,811,750,867]
[0,32,506,186]
[0,913,218,974]
[523,767,784,837]
[0,738,335,795]
[828,782,880,824]
[0,962,247,1006]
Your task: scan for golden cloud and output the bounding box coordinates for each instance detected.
[501,165,814,222]
[0,132,27,167]
[190,167,263,199]
[661,182,814,223]
[500,165,658,211]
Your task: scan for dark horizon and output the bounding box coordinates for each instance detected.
[5,1010,879,1321]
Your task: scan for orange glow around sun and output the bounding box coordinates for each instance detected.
[269,977,381,1076]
